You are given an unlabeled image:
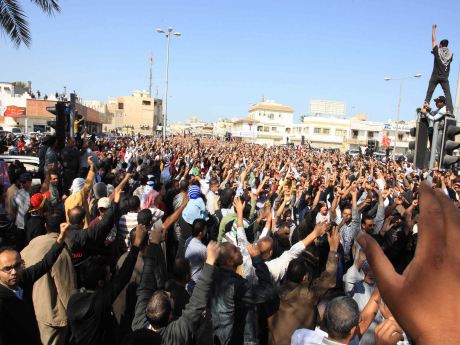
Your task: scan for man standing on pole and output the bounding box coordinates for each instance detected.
[424,24,454,115]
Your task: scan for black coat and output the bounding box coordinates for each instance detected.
[0,243,63,345]
[131,243,167,331]
[67,246,140,345]
[210,256,277,345]
[131,243,214,345]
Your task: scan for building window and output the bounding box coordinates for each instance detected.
[352,130,359,138]
[269,113,274,119]
[304,127,309,133]
[398,134,404,141]
[314,128,321,134]
[272,127,277,132]
[279,114,282,118]
[142,100,151,106]
[118,103,124,110]
[322,128,330,135]
[335,129,346,136]
[368,132,374,138]
[264,127,269,132]
[257,126,263,132]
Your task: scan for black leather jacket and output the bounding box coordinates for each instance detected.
[210,256,277,345]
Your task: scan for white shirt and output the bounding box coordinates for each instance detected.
[291,327,328,345]
[206,190,218,215]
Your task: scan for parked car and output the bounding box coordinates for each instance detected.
[0,155,40,173]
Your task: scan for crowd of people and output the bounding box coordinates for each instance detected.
[0,134,458,345]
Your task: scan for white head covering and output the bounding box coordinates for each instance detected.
[69,178,85,195]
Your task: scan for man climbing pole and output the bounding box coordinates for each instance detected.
[424,24,454,115]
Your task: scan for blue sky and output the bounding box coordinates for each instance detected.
[1,0,459,123]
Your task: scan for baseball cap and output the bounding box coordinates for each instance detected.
[97,197,111,209]
[434,96,446,103]
[30,192,51,212]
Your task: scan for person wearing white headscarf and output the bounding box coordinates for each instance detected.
[64,157,96,228]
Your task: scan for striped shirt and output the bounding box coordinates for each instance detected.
[119,208,165,248]
[119,212,138,248]
[13,189,30,229]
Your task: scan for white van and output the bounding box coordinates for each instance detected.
[3,127,21,134]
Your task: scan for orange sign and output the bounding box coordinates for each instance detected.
[4,106,26,118]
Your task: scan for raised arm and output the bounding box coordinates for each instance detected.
[432,24,437,48]
[132,235,167,330]
[108,172,132,202]
[82,156,96,196]
[104,224,146,304]
[311,226,339,296]
[162,194,189,231]
[170,242,219,334]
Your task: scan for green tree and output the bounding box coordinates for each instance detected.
[0,0,60,48]
[12,81,31,93]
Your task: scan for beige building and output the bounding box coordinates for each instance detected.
[288,115,350,150]
[231,99,294,145]
[107,90,162,135]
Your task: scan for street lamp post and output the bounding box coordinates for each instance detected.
[157,27,181,141]
[384,73,422,159]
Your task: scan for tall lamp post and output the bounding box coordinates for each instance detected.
[157,27,181,141]
[384,73,422,159]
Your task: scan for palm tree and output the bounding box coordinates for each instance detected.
[0,0,60,48]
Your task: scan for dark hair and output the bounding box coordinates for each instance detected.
[192,218,207,237]
[79,255,109,290]
[242,200,251,220]
[127,196,141,212]
[278,220,291,231]
[153,182,163,192]
[440,39,449,47]
[137,209,153,226]
[139,175,148,186]
[286,258,314,284]
[103,172,115,186]
[210,178,219,187]
[46,210,66,233]
[216,242,232,267]
[172,258,190,282]
[325,297,360,340]
[361,215,374,225]
[179,180,189,193]
[0,246,18,256]
[46,136,57,146]
[68,206,86,225]
[220,188,235,209]
[145,291,172,328]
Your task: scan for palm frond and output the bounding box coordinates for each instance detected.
[0,0,31,47]
[30,0,60,15]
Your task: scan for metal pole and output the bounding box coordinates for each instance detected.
[454,64,460,118]
[393,79,403,160]
[149,52,153,98]
[163,30,171,141]
[427,120,440,183]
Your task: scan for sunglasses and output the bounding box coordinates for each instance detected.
[0,261,23,273]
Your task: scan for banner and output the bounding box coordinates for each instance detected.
[3,106,26,118]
